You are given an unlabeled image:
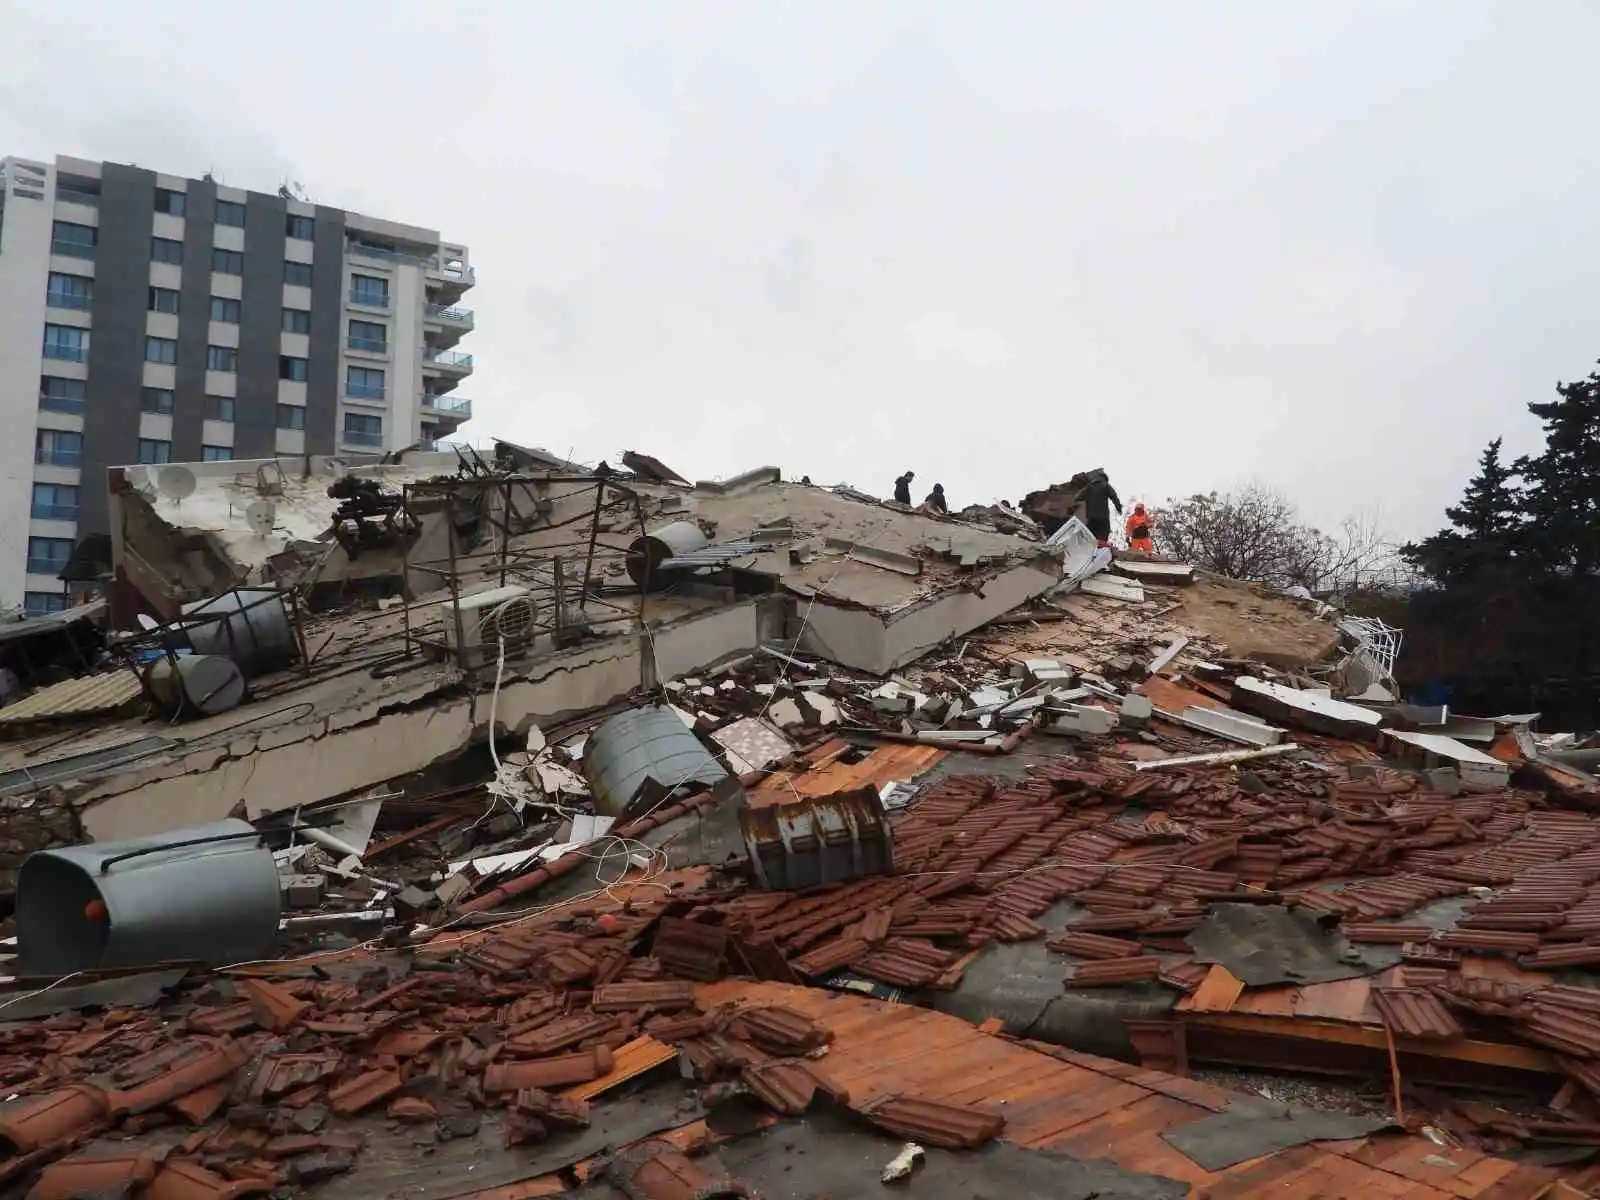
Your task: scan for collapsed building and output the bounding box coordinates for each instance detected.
[0,448,1594,1198]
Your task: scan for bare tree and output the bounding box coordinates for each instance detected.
[1155,486,1398,592]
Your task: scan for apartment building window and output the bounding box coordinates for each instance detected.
[151,237,183,264]
[210,296,241,323]
[346,365,386,400]
[215,200,246,227]
[276,404,306,430]
[206,396,235,422]
[24,592,67,617]
[343,413,382,447]
[148,286,180,314]
[51,221,96,258]
[284,261,313,287]
[46,272,93,310]
[39,377,87,415]
[280,356,309,382]
[349,274,389,307]
[145,336,178,364]
[154,188,186,217]
[31,483,80,522]
[44,325,88,362]
[26,537,74,577]
[137,439,171,465]
[141,388,175,414]
[212,248,243,275]
[35,430,83,467]
[201,445,233,461]
[207,345,237,372]
[285,214,314,240]
[282,308,311,334]
[348,319,387,353]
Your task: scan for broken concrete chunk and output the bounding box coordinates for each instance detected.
[279,874,325,909]
[1040,704,1119,737]
[1119,694,1153,730]
[768,698,807,730]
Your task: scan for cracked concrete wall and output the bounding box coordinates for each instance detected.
[73,599,766,842]
[793,559,1061,675]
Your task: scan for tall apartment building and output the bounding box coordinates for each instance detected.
[0,154,477,616]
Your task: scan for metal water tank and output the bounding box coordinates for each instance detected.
[182,587,295,677]
[583,707,728,818]
[144,654,246,717]
[625,521,709,589]
[16,819,282,975]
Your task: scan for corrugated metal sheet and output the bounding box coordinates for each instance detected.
[0,671,143,726]
[582,707,727,819]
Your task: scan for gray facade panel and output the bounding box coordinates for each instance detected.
[306,206,346,455]
[81,164,157,535]
[172,178,216,462]
[233,193,287,458]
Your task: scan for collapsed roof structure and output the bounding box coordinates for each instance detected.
[0,448,1593,1198]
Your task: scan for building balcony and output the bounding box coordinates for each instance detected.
[423,394,471,416]
[341,428,383,448]
[46,290,92,311]
[424,303,474,328]
[347,383,387,401]
[423,349,473,376]
[31,504,80,522]
[347,336,388,354]
[348,289,390,309]
[56,184,100,206]
[43,344,87,362]
[35,449,82,467]
[50,240,95,260]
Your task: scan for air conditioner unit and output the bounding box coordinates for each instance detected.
[439,585,538,666]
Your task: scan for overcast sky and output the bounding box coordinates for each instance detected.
[4,1,1597,540]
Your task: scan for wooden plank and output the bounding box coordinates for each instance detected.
[1187,964,1246,1013]
[1185,1013,1560,1074]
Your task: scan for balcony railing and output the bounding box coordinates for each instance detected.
[346,383,386,401]
[43,343,87,362]
[342,428,383,447]
[424,303,474,324]
[50,239,95,259]
[55,185,100,206]
[35,448,82,466]
[348,289,390,308]
[423,394,472,416]
[347,336,388,353]
[26,558,69,577]
[46,289,92,311]
[39,394,85,415]
[423,349,473,370]
[31,504,79,522]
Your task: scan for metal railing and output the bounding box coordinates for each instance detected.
[342,428,383,447]
[347,336,388,353]
[423,394,472,415]
[348,289,390,308]
[43,343,87,362]
[50,239,95,258]
[31,504,79,522]
[425,303,474,324]
[55,185,99,206]
[423,349,473,369]
[35,448,82,466]
[346,383,386,401]
[46,289,92,310]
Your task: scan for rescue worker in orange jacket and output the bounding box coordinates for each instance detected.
[1124,502,1155,554]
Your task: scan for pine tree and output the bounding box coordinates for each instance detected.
[1517,364,1600,575]
[1402,438,1522,584]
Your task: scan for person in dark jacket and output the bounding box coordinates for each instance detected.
[924,483,948,513]
[1082,471,1122,546]
[892,471,915,505]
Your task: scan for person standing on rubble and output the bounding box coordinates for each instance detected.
[1124,502,1155,553]
[1082,470,1123,547]
[924,483,949,513]
[893,471,915,505]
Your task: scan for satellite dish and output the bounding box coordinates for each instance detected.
[158,466,196,503]
[244,499,277,536]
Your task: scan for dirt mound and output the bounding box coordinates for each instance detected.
[1170,572,1339,667]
